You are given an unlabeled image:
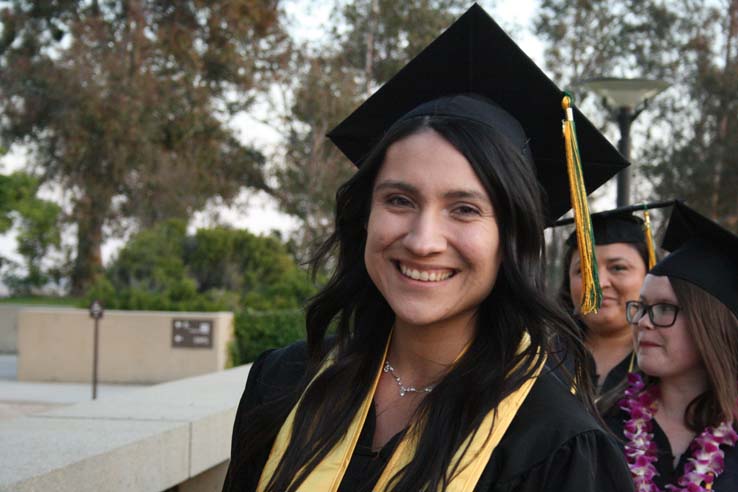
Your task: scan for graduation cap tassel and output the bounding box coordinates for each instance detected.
[642,208,657,270]
[561,94,601,314]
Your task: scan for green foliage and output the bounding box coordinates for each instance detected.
[185,227,295,293]
[107,220,188,293]
[85,221,317,316]
[230,309,305,365]
[0,295,80,306]
[0,171,61,294]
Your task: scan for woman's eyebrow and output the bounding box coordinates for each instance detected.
[605,256,633,263]
[443,189,490,202]
[374,180,417,194]
[639,295,676,304]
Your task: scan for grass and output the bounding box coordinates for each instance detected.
[0,296,81,306]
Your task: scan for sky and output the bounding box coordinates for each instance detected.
[0,0,561,274]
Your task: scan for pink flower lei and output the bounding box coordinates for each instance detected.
[620,373,738,492]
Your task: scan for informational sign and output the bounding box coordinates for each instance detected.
[172,319,213,349]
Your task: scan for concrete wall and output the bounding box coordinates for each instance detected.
[17,308,233,384]
[0,304,20,353]
[0,304,58,354]
[0,363,251,492]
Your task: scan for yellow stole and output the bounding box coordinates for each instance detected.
[256,333,544,492]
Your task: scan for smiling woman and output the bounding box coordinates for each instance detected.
[556,208,653,396]
[222,4,634,492]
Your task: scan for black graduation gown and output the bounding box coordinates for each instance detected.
[547,328,633,397]
[597,351,633,395]
[605,409,738,491]
[223,341,635,492]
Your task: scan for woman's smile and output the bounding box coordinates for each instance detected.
[396,261,457,283]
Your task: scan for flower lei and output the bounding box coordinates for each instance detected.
[620,373,738,492]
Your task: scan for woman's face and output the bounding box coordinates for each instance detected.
[569,242,647,335]
[364,129,502,331]
[633,274,704,380]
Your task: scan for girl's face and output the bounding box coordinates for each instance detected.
[633,274,704,380]
[569,242,647,335]
[364,129,502,332]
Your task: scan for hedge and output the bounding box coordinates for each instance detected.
[230,309,306,365]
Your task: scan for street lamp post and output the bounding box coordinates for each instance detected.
[89,299,104,400]
[576,77,669,207]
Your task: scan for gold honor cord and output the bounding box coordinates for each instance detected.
[257,333,544,492]
[642,208,657,270]
[562,95,602,314]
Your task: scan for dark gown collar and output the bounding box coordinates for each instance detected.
[340,402,405,491]
[597,351,634,394]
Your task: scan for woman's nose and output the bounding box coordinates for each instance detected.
[402,212,447,256]
[636,310,656,331]
[598,268,612,289]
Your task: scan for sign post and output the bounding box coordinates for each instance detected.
[89,300,104,400]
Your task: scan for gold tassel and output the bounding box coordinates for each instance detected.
[561,95,601,314]
[642,208,657,270]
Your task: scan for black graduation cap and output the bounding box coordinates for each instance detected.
[569,212,645,246]
[554,200,675,247]
[327,3,628,223]
[650,202,738,318]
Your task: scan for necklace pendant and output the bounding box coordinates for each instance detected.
[384,358,433,397]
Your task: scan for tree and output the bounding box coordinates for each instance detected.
[0,1,291,294]
[641,0,738,229]
[269,0,472,257]
[534,0,738,231]
[0,171,62,294]
[94,220,316,311]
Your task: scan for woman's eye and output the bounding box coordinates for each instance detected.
[611,264,629,272]
[386,195,412,207]
[452,205,482,216]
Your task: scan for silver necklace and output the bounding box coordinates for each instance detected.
[383,360,434,397]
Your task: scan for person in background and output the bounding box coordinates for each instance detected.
[605,201,738,491]
[556,205,663,396]
[223,5,634,492]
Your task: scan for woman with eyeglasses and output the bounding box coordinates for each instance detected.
[604,202,738,492]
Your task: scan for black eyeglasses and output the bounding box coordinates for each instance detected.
[625,300,680,327]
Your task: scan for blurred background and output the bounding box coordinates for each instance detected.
[0,0,735,365]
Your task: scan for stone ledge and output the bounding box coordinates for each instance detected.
[0,364,252,492]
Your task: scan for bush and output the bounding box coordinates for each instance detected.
[230,309,305,365]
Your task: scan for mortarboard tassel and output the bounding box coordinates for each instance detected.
[642,208,657,270]
[561,94,601,314]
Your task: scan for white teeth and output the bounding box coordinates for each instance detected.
[399,263,453,282]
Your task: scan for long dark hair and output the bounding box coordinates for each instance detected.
[234,114,596,492]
